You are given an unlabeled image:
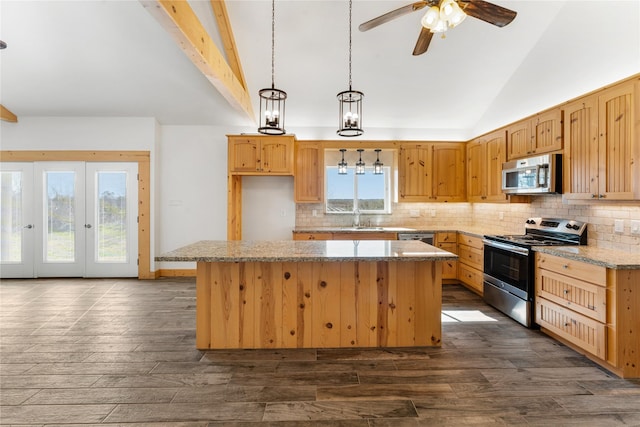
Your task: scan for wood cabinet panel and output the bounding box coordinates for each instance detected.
[399,142,466,202]
[507,109,563,160]
[198,260,442,349]
[563,78,640,200]
[456,233,484,295]
[458,262,483,294]
[228,135,294,175]
[457,233,484,250]
[294,142,323,202]
[536,268,607,322]
[536,252,606,285]
[536,297,606,359]
[293,233,333,241]
[467,129,508,202]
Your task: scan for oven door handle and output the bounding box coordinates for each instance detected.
[482,239,530,256]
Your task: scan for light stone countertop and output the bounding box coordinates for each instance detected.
[156,240,459,263]
[293,226,503,239]
[533,246,640,270]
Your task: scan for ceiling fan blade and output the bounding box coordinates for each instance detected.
[359,1,432,32]
[412,27,434,56]
[459,0,517,27]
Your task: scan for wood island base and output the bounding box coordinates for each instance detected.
[195,260,443,350]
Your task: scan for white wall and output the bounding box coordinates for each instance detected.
[156,125,233,270]
[242,176,295,240]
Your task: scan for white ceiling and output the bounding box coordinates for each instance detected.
[1,0,639,141]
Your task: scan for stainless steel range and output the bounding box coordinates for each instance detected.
[482,218,588,328]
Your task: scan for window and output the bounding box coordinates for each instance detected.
[325,166,391,214]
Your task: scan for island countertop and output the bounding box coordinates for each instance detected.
[156,240,458,263]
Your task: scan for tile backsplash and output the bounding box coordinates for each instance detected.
[296,195,640,252]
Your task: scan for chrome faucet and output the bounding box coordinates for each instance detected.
[353,208,360,227]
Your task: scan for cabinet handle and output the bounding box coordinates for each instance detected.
[591,194,597,198]
[562,264,569,269]
[563,289,570,294]
[23,224,34,229]
[599,194,605,199]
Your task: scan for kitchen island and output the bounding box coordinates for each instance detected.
[156,240,457,350]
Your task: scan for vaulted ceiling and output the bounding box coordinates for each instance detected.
[1,0,638,141]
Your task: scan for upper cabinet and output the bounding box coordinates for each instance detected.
[294,141,324,203]
[399,142,466,202]
[563,78,640,200]
[507,108,563,160]
[467,129,508,203]
[228,135,294,175]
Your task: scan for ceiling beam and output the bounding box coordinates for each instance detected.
[0,105,18,122]
[210,0,248,91]
[140,0,255,124]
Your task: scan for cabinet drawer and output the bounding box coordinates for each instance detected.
[458,245,483,269]
[536,268,606,323]
[293,233,332,241]
[536,298,606,359]
[442,259,458,279]
[436,232,457,245]
[458,263,483,294]
[536,253,606,285]
[457,233,483,250]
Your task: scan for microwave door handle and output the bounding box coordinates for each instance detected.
[536,165,545,188]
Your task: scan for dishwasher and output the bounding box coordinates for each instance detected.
[398,232,434,245]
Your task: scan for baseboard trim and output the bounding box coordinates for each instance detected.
[157,269,196,278]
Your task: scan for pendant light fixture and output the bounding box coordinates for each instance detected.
[373,149,383,174]
[258,0,286,135]
[355,149,365,175]
[338,149,348,174]
[337,0,363,137]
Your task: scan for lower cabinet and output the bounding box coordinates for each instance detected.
[435,232,457,282]
[292,232,398,240]
[457,233,484,295]
[535,252,640,378]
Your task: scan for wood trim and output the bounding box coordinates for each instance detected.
[227,174,242,240]
[140,0,255,124]
[209,0,247,90]
[0,104,18,122]
[158,269,197,277]
[0,150,152,279]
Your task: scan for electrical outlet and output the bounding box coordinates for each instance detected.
[431,210,436,218]
[410,209,420,218]
[614,219,624,233]
[281,209,287,217]
[499,212,504,221]
[312,209,317,217]
[631,220,640,235]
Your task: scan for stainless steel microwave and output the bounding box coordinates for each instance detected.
[502,153,562,195]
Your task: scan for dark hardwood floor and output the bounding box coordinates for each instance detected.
[1,278,639,426]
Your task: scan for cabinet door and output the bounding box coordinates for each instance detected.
[398,145,431,201]
[431,143,466,202]
[229,137,259,172]
[598,81,638,200]
[532,109,563,155]
[294,142,323,202]
[466,139,486,202]
[261,138,293,174]
[563,95,599,200]
[485,130,508,202]
[507,120,531,160]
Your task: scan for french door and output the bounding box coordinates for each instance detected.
[0,162,138,278]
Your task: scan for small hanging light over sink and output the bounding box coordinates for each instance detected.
[338,148,348,174]
[355,149,365,175]
[373,149,383,174]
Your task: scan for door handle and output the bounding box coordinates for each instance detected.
[23,224,34,229]
[84,224,92,229]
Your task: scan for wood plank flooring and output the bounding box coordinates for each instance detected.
[1,278,640,426]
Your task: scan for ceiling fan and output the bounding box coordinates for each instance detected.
[359,0,517,56]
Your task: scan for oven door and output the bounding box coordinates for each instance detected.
[482,240,532,300]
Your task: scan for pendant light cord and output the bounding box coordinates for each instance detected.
[271,0,275,88]
[348,0,352,91]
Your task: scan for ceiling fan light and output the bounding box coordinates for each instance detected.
[421,6,440,30]
[432,18,448,33]
[448,2,466,27]
[440,0,456,19]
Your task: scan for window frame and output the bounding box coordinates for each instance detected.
[324,165,392,214]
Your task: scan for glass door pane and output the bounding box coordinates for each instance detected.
[35,162,85,277]
[0,163,34,278]
[85,163,138,277]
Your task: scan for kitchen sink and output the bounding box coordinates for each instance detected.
[338,227,416,232]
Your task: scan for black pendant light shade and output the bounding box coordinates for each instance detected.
[373,149,383,174]
[337,0,364,137]
[258,0,286,135]
[338,148,348,174]
[355,149,365,175]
